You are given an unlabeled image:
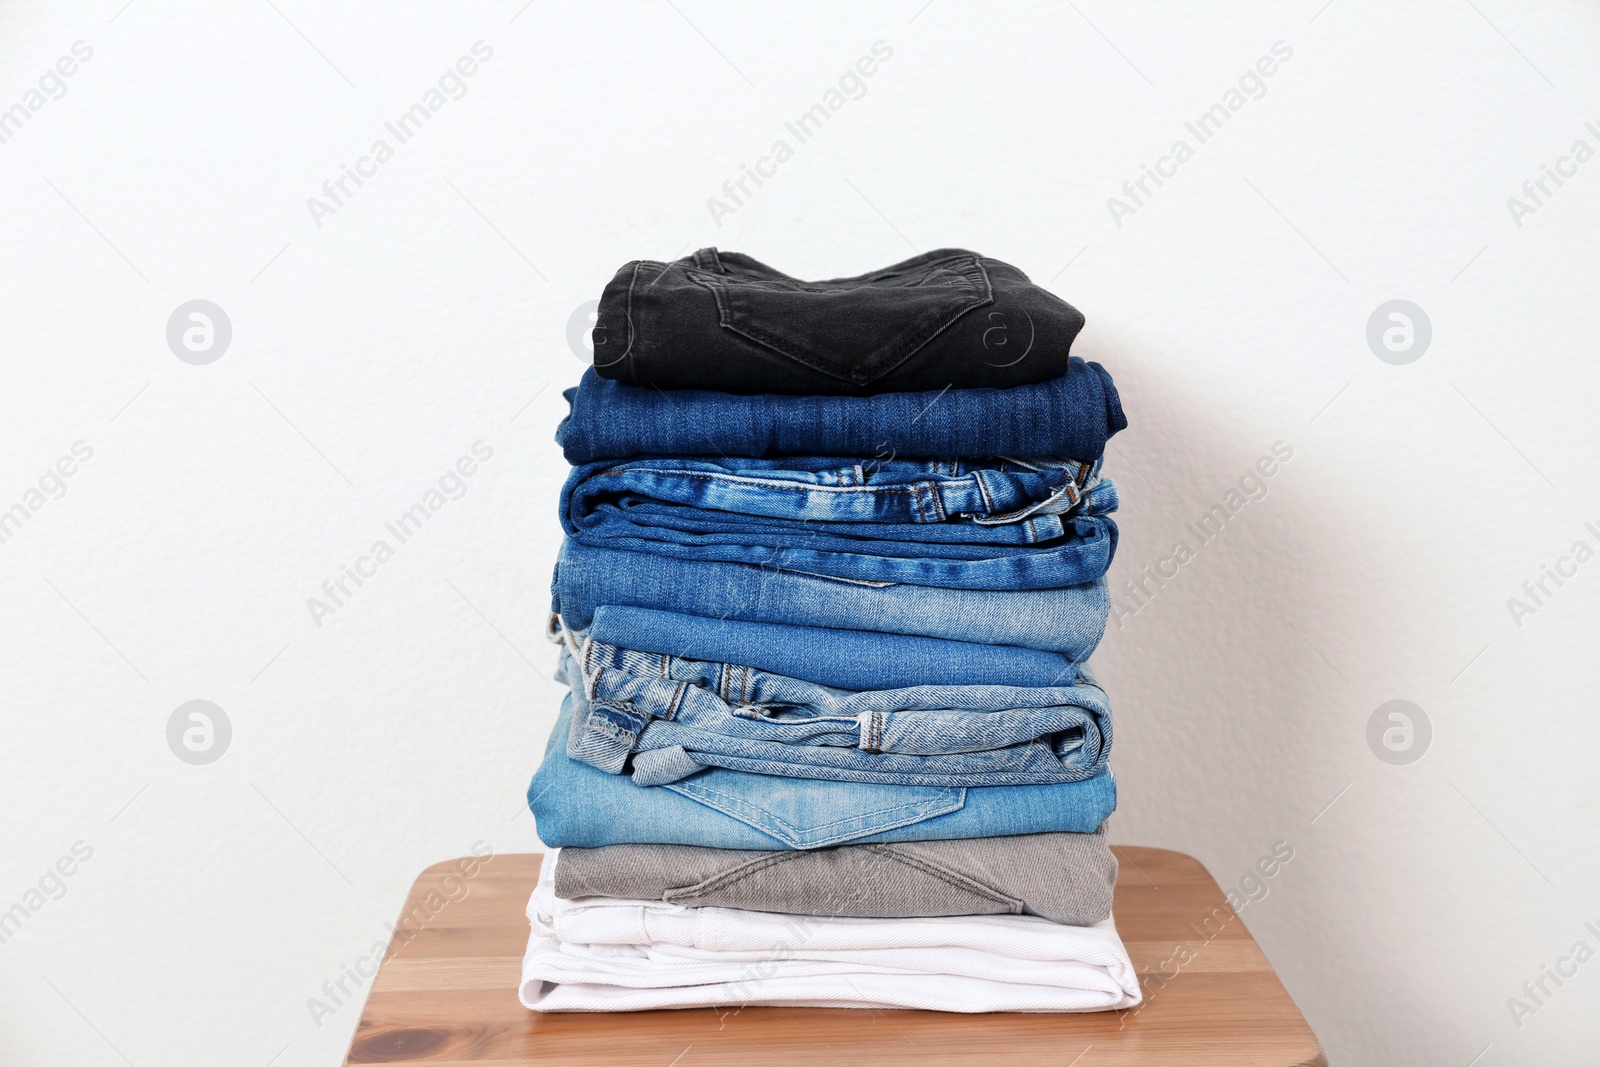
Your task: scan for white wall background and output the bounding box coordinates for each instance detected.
[2,1,1597,1063]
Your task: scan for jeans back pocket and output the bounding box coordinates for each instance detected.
[666,770,967,848]
[687,253,993,386]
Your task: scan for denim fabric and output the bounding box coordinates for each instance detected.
[593,248,1087,395]
[560,640,1111,788]
[556,359,1125,463]
[567,455,1099,527]
[552,541,1111,659]
[589,607,1081,690]
[553,829,1116,926]
[529,691,1118,849]
[561,455,1118,591]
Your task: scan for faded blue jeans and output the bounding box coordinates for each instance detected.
[552,541,1111,660]
[588,606,1082,690]
[530,690,1119,849]
[560,455,1117,590]
[558,632,1110,788]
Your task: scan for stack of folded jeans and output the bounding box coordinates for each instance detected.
[521,247,1139,1013]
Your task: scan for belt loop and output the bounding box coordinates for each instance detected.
[969,468,997,515]
[691,247,723,271]
[855,710,880,752]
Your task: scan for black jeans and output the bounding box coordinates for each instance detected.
[592,247,1086,394]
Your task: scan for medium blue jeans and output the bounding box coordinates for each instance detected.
[530,690,1118,849]
[560,455,1117,590]
[556,358,1126,463]
[552,541,1111,660]
[560,636,1111,788]
[589,606,1082,690]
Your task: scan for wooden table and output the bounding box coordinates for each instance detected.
[345,849,1324,1066]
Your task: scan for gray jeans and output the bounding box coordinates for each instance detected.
[552,827,1115,927]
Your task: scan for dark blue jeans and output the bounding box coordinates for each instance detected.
[556,357,1125,463]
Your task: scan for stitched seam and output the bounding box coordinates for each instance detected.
[582,467,1058,521]
[669,851,802,897]
[581,719,634,742]
[686,256,992,381]
[617,261,645,366]
[662,682,686,721]
[691,755,1055,785]
[973,472,995,514]
[588,468,986,498]
[668,782,961,833]
[665,841,1025,914]
[872,849,1022,910]
[687,260,976,295]
[582,701,640,740]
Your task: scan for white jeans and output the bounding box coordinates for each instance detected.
[520,851,1141,1012]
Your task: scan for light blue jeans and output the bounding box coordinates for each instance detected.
[552,541,1111,660]
[560,633,1110,788]
[530,690,1118,849]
